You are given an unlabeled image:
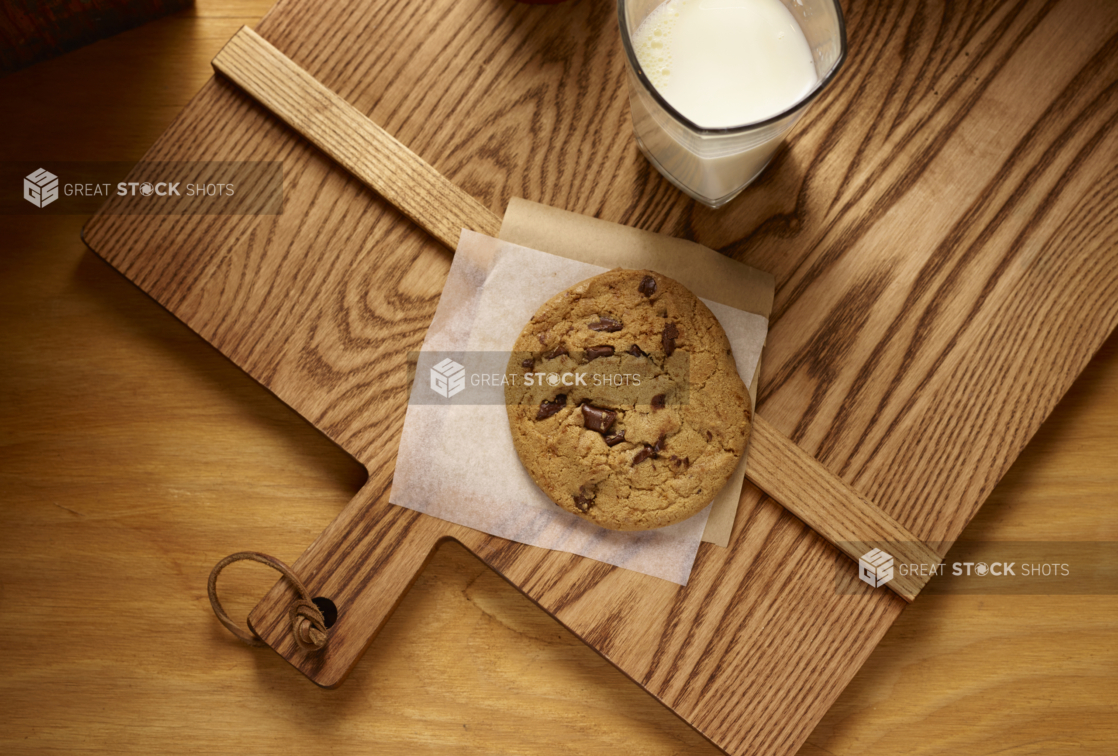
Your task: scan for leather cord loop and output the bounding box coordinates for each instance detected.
[208,551,327,652]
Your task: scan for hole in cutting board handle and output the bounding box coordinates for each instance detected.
[312,597,338,629]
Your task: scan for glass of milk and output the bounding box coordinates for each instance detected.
[618,0,847,207]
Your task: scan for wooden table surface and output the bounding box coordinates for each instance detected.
[2,1,1116,754]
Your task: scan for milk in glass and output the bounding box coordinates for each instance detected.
[629,0,819,203]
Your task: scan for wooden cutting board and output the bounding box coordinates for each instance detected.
[81,0,1118,754]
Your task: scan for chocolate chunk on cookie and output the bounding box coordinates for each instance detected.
[585,345,615,361]
[603,430,627,447]
[505,269,750,531]
[536,394,567,421]
[581,404,617,433]
[662,322,679,357]
[589,316,623,332]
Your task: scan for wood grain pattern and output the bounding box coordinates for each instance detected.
[75,0,1118,754]
[747,415,941,601]
[211,24,941,603]
[2,4,1116,755]
[212,25,502,248]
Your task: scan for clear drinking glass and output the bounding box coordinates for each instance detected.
[618,0,847,208]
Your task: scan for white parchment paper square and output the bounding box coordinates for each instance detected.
[390,231,769,585]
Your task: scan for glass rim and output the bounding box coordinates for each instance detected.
[616,0,849,137]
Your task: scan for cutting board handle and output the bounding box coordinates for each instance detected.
[246,478,458,687]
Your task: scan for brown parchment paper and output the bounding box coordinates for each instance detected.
[390,229,771,584]
[500,199,774,545]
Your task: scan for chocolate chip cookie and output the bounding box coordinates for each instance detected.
[505,269,750,531]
